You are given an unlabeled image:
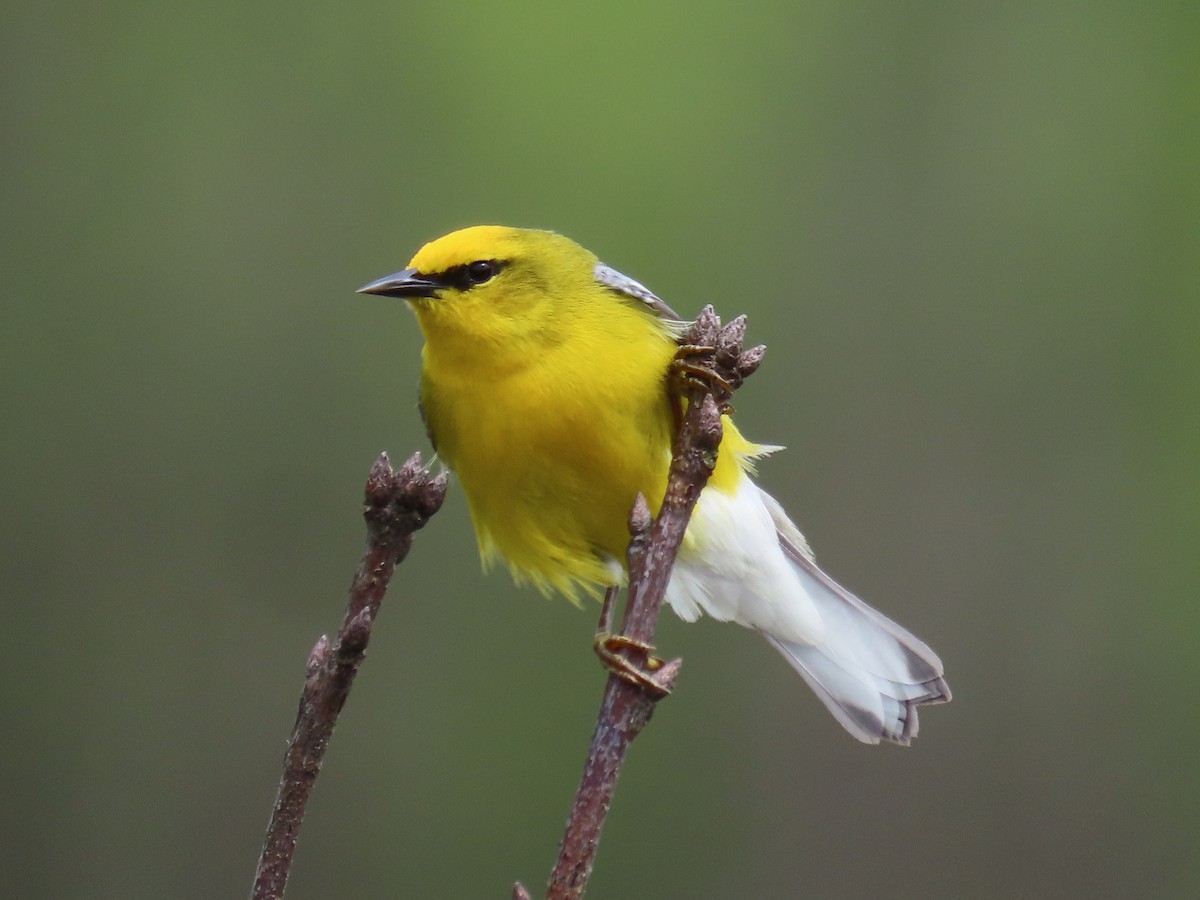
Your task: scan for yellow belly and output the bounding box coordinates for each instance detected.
[421,344,670,595]
[418,312,755,599]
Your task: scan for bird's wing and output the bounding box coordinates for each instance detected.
[594,262,682,321]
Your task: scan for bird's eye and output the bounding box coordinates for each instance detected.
[466,260,498,285]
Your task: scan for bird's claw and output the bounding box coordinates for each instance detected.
[671,306,764,412]
[593,632,672,698]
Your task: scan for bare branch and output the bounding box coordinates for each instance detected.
[542,307,764,899]
[250,452,447,900]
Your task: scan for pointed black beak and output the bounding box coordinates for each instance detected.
[356,268,442,299]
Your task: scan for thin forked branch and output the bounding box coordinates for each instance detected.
[250,452,446,900]
[517,307,763,900]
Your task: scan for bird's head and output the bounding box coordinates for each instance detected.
[358,226,600,368]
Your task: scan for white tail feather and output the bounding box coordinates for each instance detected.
[667,481,950,746]
[760,491,950,745]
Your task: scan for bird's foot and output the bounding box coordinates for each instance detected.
[592,632,672,698]
[670,306,765,412]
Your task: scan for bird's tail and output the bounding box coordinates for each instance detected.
[760,494,951,746]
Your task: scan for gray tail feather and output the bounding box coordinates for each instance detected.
[767,635,950,745]
[760,491,950,745]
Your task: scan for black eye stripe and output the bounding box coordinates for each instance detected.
[435,259,505,291]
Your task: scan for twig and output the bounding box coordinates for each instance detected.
[250,452,447,900]
[523,307,763,900]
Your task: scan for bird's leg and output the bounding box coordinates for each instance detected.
[592,585,671,698]
[596,583,619,635]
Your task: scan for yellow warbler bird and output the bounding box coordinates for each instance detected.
[360,225,949,744]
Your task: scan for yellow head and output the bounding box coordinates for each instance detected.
[358,225,609,375]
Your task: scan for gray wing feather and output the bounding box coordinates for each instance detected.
[593,262,682,321]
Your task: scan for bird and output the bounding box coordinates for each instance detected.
[359,225,949,745]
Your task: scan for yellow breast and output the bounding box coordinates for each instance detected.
[419,297,679,597]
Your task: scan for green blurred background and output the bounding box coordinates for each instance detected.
[3,2,1197,897]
